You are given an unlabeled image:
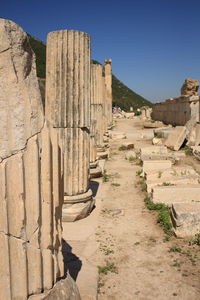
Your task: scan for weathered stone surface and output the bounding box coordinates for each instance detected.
[154,127,173,139]
[143,160,172,175]
[152,185,200,205]
[46,30,90,128]
[90,166,102,178]
[171,202,200,238]
[192,146,200,160]
[28,274,81,300]
[181,78,199,96]
[140,146,168,155]
[0,18,44,161]
[146,166,197,182]
[0,233,11,300]
[164,126,186,150]
[147,174,200,193]
[63,190,95,222]
[152,137,163,145]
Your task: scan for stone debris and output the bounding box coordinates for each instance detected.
[181,78,199,96]
[121,142,134,149]
[152,137,163,145]
[192,146,200,160]
[164,126,187,151]
[171,203,200,238]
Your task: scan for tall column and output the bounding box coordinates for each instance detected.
[91,63,108,159]
[46,30,94,222]
[104,59,113,128]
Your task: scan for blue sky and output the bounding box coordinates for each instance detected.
[1,0,200,102]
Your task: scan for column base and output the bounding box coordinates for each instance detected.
[97,150,109,159]
[90,165,102,178]
[90,160,98,169]
[62,189,94,222]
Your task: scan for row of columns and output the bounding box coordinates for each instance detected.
[45,30,113,222]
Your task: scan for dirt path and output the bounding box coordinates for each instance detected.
[96,118,200,300]
[63,118,200,300]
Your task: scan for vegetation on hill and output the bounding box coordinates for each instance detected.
[28,35,152,110]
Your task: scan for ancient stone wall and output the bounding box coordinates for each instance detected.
[0,19,64,300]
[152,96,200,126]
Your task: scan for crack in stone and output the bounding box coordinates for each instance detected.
[0,47,11,54]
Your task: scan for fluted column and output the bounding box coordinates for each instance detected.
[104,59,113,128]
[46,30,94,222]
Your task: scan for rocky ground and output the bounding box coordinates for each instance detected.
[63,118,200,300]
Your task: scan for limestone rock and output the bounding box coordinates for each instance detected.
[152,185,200,205]
[28,274,81,300]
[152,137,163,145]
[181,78,199,96]
[171,203,200,238]
[0,18,44,161]
[164,126,186,151]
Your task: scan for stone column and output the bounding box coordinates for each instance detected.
[91,63,108,159]
[46,30,94,222]
[0,18,64,300]
[104,59,113,129]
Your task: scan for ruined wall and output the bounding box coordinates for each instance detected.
[0,19,64,300]
[151,96,200,126]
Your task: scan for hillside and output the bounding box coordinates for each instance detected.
[28,35,152,110]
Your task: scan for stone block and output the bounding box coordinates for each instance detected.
[143,121,164,128]
[146,166,197,182]
[193,146,200,160]
[147,174,200,193]
[140,146,168,155]
[152,185,200,205]
[171,202,200,237]
[164,126,187,150]
[143,160,172,175]
[154,127,173,139]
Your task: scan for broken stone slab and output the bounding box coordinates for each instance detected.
[143,160,172,175]
[141,152,185,163]
[154,127,173,139]
[171,202,200,238]
[140,146,168,155]
[164,126,187,151]
[152,185,200,205]
[28,274,81,300]
[146,174,200,193]
[192,146,200,160]
[146,166,198,182]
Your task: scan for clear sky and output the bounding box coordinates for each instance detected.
[1,0,200,102]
